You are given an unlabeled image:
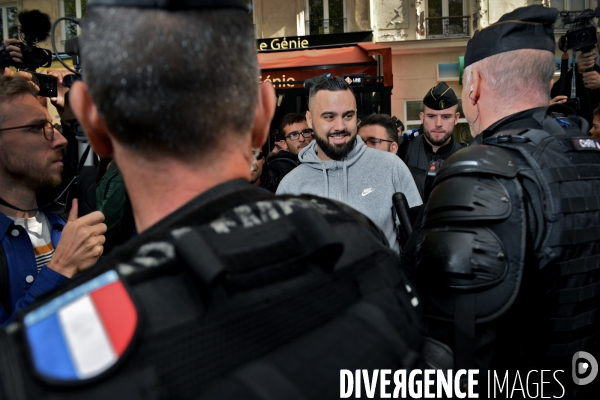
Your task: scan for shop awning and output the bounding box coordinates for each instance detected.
[257,43,392,88]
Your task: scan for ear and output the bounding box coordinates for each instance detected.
[306,110,313,129]
[454,112,461,125]
[390,141,398,154]
[278,139,289,151]
[251,81,276,149]
[419,111,424,123]
[69,81,113,158]
[468,69,481,105]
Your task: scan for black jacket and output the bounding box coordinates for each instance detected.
[259,150,299,192]
[397,134,463,202]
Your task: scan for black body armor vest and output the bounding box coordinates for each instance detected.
[0,191,425,400]
[415,111,600,396]
[400,134,463,201]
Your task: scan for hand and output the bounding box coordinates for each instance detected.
[2,68,40,92]
[47,199,107,278]
[47,70,76,121]
[3,38,23,64]
[578,50,597,73]
[550,95,568,105]
[582,70,600,90]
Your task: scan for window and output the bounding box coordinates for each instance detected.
[438,62,460,81]
[426,0,468,37]
[404,99,470,144]
[0,3,18,42]
[551,0,589,12]
[61,0,87,43]
[305,0,345,35]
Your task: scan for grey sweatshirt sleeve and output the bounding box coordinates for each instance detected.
[276,174,291,195]
[393,159,423,207]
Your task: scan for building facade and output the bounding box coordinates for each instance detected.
[0,0,86,53]
[3,0,599,140]
[251,0,600,142]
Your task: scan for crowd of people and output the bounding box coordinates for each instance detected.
[0,1,598,399]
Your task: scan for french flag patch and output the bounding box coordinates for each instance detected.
[23,270,138,383]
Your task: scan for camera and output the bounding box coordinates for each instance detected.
[558,9,600,53]
[2,10,58,98]
[564,97,580,111]
[11,10,53,71]
[30,72,57,98]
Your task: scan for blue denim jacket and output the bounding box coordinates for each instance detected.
[0,212,68,325]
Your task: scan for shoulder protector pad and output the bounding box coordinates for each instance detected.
[418,227,508,291]
[436,145,518,183]
[424,176,512,227]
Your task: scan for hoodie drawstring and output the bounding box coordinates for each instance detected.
[343,159,348,203]
[321,163,329,197]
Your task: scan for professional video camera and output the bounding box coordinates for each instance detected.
[11,10,53,70]
[558,8,600,53]
[4,10,57,97]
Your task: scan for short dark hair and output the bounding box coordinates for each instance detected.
[593,106,600,120]
[358,113,398,143]
[279,113,306,135]
[0,75,39,126]
[80,7,258,161]
[308,76,352,110]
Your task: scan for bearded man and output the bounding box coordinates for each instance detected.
[398,82,464,201]
[277,76,421,253]
[0,75,106,325]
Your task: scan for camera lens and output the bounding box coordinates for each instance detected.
[577,31,590,43]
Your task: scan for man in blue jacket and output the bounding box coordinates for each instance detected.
[0,74,106,324]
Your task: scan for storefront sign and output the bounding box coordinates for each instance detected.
[256,31,373,52]
[343,74,365,87]
[258,37,309,51]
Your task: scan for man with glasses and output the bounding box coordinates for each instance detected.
[398,82,464,202]
[0,75,106,325]
[281,113,314,156]
[358,113,399,154]
[260,113,313,192]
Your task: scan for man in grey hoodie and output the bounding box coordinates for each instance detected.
[277,76,421,253]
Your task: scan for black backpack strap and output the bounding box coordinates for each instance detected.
[0,243,8,311]
[171,204,345,297]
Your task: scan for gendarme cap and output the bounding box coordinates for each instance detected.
[464,5,557,68]
[88,0,247,10]
[423,82,458,110]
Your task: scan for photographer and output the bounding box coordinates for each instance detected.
[0,38,24,68]
[551,33,600,126]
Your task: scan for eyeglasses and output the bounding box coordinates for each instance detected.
[285,129,313,141]
[0,120,56,141]
[365,138,394,145]
[252,151,264,160]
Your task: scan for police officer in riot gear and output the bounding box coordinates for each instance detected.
[398,82,464,202]
[413,5,600,397]
[0,1,425,398]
